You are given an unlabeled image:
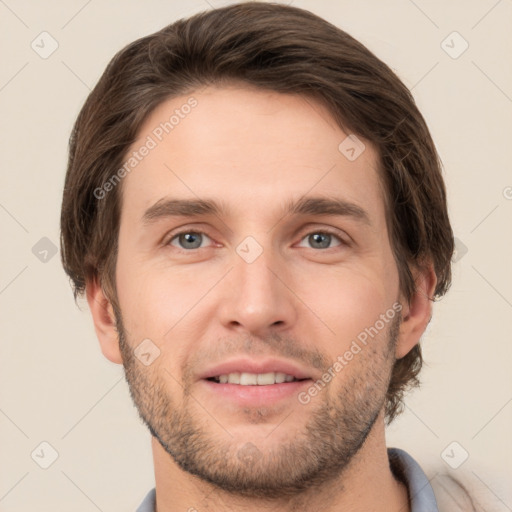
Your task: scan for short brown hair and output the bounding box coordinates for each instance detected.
[60,2,454,423]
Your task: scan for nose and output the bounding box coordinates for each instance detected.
[217,244,298,337]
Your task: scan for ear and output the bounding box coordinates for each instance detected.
[395,264,437,359]
[86,278,123,364]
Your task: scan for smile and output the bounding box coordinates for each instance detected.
[207,372,304,385]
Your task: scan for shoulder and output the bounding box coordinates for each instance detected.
[430,471,508,512]
[388,448,508,512]
[136,487,156,512]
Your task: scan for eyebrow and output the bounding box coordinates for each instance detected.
[142,195,370,226]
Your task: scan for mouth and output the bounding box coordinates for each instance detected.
[198,359,315,407]
[201,376,312,407]
[206,371,308,386]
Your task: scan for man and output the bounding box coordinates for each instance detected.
[59,2,474,511]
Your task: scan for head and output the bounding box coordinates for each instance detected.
[60,1,453,497]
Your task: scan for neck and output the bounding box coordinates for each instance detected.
[150,412,409,512]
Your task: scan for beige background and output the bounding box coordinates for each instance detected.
[1,0,511,510]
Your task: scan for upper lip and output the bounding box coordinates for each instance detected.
[198,357,315,381]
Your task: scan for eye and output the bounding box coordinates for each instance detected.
[297,230,344,250]
[165,228,347,252]
[167,231,213,250]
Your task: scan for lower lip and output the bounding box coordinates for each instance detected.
[200,379,312,407]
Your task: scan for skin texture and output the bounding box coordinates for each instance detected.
[87,84,436,511]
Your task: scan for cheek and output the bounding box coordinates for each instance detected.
[299,264,397,354]
[115,267,195,392]
[117,270,183,338]
[115,254,222,353]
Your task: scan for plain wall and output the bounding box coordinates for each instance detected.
[1,0,511,510]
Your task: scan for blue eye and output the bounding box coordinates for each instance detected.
[168,231,212,250]
[166,229,345,252]
[298,231,343,250]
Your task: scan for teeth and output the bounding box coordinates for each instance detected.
[275,372,286,384]
[240,373,258,385]
[228,372,240,384]
[213,372,299,385]
[257,372,275,385]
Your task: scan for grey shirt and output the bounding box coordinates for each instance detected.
[136,447,439,511]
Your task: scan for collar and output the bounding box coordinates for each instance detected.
[136,448,439,511]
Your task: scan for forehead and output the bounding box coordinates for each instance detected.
[119,84,385,226]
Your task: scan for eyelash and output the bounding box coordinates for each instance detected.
[164,228,348,252]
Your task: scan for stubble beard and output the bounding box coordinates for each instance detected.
[115,310,399,499]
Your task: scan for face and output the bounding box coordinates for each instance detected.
[113,84,403,496]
